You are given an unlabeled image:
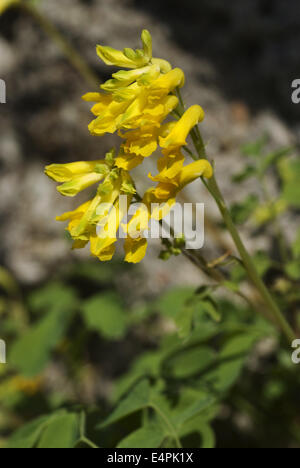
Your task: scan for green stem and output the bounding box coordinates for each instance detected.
[207,172,295,343]
[176,88,295,343]
[20,2,99,89]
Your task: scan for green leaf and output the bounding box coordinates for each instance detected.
[180,420,216,448]
[175,305,194,339]
[155,288,194,318]
[37,413,79,449]
[9,288,77,376]
[113,351,162,402]
[198,424,216,448]
[99,379,151,428]
[101,380,182,447]
[81,292,127,340]
[7,415,50,449]
[165,346,216,380]
[8,411,80,449]
[27,283,77,315]
[199,298,222,323]
[117,423,165,449]
[203,333,260,392]
[174,288,221,339]
[173,394,216,427]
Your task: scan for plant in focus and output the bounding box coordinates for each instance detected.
[45,30,213,264]
[44,31,295,344]
[0,6,299,449]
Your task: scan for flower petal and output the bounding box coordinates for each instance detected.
[124,237,148,263]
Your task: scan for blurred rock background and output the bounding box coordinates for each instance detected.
[0,0,299,287]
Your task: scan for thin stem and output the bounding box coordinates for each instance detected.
[182,145,198,160]
[20,2,99,89]
[207,174,295,343]
[176,88,295,343]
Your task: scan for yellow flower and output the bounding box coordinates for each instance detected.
[96,30,153,69]
[114,95,179,170]
[115,150,144,171]
[96,30,170,73]
[47,31,214,265]
[151,159,213,193]
[56,168,136,262]
[148,159,213,219]
[119,125,160,158]
[151,106,206,182]
[124,237,148,264]
[84,31,183,136]
[160,105,205,150]
[56,199,92,247]
[119,92,179,132]
[45,160,110,197]
[0,0,19,15]
[101,65,161,92]
[123,196,150,263]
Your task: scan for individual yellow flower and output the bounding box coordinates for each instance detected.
[149,159,213,216]
[159,105,205,150]
[115,149,144,171]
[152,105,205,181]
[123,195,151,263]
[96,30,152,69]
[124,237,148,264]
[96,30,170,71]
[101,65,161,92]
[45,160,110,197]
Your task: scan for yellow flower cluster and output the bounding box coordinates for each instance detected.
[45,31,213,263]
